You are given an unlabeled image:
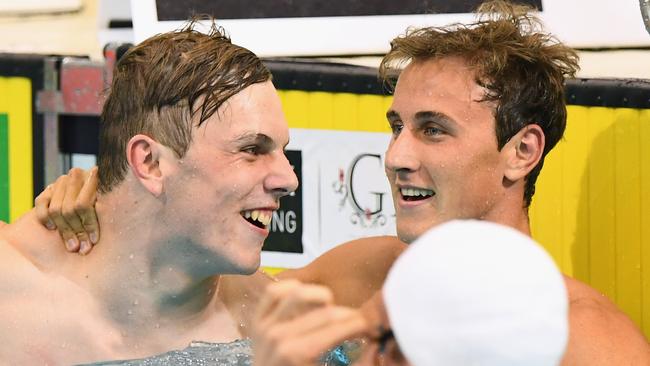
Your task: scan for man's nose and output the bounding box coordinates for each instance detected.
[385,130,420,174]
[265,151,299,199]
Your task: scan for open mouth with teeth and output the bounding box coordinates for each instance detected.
[400,188,435,201]
[241,210,272,229]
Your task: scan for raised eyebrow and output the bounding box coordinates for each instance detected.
[413,111,456,126]
[235,133,274,147]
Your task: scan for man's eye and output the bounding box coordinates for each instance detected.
[424,126,443,136]
[242,146,259,155]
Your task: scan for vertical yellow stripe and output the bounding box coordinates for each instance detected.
[641,109,650,337]
[613,108,642,327]
[0,77,32,222]
[563,106,592,280]
[357,95,390,132]
[332,93,359,131]
[307,92,334,130]
[279,90,310,129]
[587,107,617,300]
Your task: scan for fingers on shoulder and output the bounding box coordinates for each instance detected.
[34,184,55,228]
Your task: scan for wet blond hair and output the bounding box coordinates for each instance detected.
[98,21,270,192]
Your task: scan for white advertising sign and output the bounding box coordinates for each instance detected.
[131,0,650,57]
[261,129,396,268]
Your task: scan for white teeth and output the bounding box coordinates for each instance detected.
[401,188,434,197]
[242,210,273,226]
[260,212,271,226]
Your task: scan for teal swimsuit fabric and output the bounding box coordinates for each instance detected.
[80,339,357,366]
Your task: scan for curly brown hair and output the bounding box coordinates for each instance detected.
[379,0,579,207]
[98,21,271,193]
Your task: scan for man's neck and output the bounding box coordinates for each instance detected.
[57,188,241,348]
[481,191,532,236]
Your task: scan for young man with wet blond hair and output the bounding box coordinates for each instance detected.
[0,23,298,363]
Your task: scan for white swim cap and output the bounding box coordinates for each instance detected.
[383,220,568,366]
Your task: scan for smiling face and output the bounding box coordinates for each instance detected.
[161,81,298,274]
[385,57,510,244]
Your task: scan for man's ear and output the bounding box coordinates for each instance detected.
[503,125,545,182]
[126,134,166,197]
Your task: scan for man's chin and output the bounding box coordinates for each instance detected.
[396,228,420,245]
[397,221,443,244]
[233,255,262,276]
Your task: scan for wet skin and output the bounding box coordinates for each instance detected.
[156,80,298,275]
[385,57,513,244]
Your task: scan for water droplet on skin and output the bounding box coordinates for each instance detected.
[127,309,133,315]
[133,299,139,306]
[129,254,134,260]
[139,269,145,274]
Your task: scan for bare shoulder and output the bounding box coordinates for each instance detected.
[0,209,68,269]
[0,235,42,284]
[0,234,53,314]
[562,275,650,366]
[0,237,49,360]
[279,236,407,307]
[0,236,110,363]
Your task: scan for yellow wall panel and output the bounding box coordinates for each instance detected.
[562,106,591,279]
[613,108,642,326]
[587,108,617,299]
[333,93,360,131]
[279,89,392,133]
[641,109,650,336]
[307,92,334,129]
[532,105,649,336]
[0,77,32,222]
[357,94,389,132]
[279,90,310,128]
